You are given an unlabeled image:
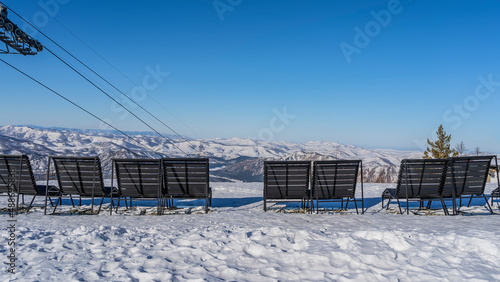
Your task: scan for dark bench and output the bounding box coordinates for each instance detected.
[46,156,114,214]
[263,161,311,212]
[0,154,58,213]
[162,158,211,213]
[442,156,495,214]
[112,159,163,215]
[312,160,364,214]
[382,159,448,214]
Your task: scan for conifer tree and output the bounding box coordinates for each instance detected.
[423,125,458,159]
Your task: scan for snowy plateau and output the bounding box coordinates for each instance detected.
[1,125,500,281]
[0,125,424,183]
[0,183,499,281]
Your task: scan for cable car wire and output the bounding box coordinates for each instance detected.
[44,46,188,154]
[4,3,200,153]
[0,58,166,158]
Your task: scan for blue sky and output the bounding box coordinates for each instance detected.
[1,0,499,152]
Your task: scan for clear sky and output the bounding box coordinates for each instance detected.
[1,0,499,152]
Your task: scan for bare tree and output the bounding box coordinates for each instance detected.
[454,141,467,156]
[473,147,481,156]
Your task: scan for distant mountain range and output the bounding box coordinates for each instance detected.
[0,125,426,182]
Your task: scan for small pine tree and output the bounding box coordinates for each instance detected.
[423,125,458,159]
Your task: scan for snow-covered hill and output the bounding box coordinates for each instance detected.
[1,183,500,281]
[0,125,423,182]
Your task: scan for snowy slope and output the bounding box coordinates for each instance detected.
[1,183,499,281]
[0,125,424,182]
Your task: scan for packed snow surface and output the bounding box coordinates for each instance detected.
[1,183,500,281]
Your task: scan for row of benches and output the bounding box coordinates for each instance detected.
[264,160,364,213]
[2,154,499,215]
[0,155,211,215]
[264,156,499,215]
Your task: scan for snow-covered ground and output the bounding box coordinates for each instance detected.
[1,183,500,281]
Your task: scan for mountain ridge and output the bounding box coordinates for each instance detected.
[0,125,425,182]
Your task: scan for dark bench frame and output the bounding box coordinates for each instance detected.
[490,158,500,207]
[382,159,449,215]
[45,156,112,215]
[0,154,58,213]
[111,159,163,215]
[263,161,311,212]
[162,158,211,213]
[382,156,497,215]
[312,160,364,214]
[444,155,496,214]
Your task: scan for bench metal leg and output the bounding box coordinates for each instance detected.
[396,199,402,214]
[353,197,359,215]
[27,195,37,211]
[440,197,449,215]
[452,197,457,215]
[97,196,105,214]
[383,197,392,210]
[426,200,432,209]
[52,196,62,214]
[483,195,493,214]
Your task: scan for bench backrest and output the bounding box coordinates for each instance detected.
[0,154,37,194]
[113,159,162,198]
[395,159,448,199]
[442,156,493,197]
[264,161,310,199]
[51,156,104,197]
[162,158,209,197]
[312,160,360,199]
